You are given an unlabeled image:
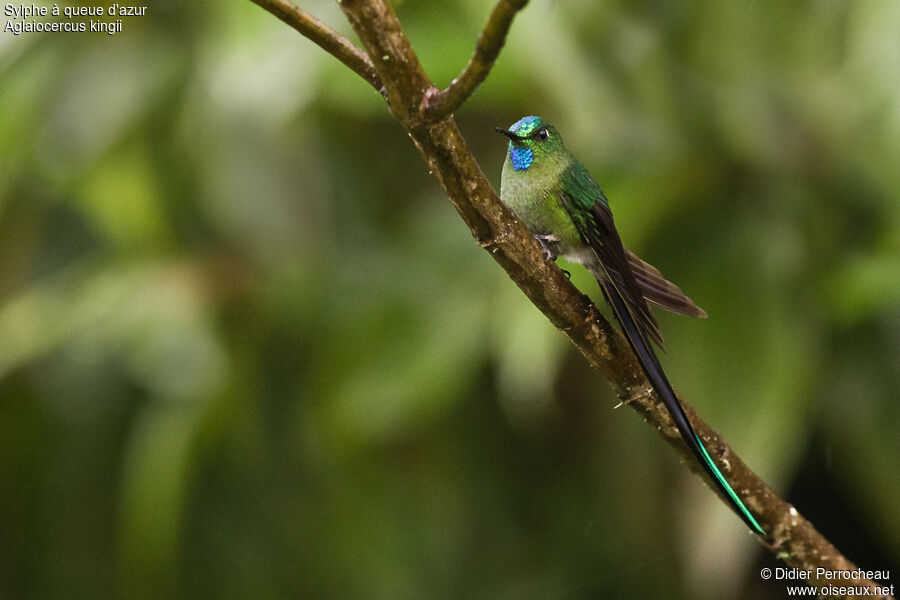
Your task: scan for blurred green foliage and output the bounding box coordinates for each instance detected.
[1,1,899,598]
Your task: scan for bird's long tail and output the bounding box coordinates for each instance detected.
[601,281,765,535]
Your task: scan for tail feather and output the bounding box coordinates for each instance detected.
[625,249,708,319]
[601,280,765,536]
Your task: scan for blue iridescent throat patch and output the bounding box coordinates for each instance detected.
[510,146,534,171]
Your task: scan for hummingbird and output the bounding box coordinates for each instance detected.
[496,115,764,535]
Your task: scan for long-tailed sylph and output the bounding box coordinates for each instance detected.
[496,115,764,535]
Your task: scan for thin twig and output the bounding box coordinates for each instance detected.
[248,0,383,94]
[421,0,530,121]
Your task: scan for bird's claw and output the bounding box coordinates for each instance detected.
[534,234,559,264]
[533,234,570,277]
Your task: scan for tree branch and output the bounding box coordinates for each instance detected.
[420,0,530,121]
[256,1,894,597]
[247,0,383,94]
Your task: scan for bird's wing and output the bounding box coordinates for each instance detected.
[626,250,708,319]
[557,177,664,349]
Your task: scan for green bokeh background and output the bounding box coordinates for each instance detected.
[1,1,899,598]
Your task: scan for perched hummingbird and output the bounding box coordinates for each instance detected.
[496,115,764,535]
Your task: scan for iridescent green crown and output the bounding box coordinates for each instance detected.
[509,116,543,137]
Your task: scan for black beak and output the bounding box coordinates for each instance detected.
[495,127,522,141]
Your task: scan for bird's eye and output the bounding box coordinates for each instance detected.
[536,128,549,141]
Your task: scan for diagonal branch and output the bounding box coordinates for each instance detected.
[248,0,383,94]
[255,1,894,597]
[420,0,530,121]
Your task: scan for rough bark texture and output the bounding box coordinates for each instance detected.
[249,1,894,598]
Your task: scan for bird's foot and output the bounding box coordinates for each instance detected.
[534,234,560,263]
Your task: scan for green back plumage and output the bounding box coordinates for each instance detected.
[559,161,611,228]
